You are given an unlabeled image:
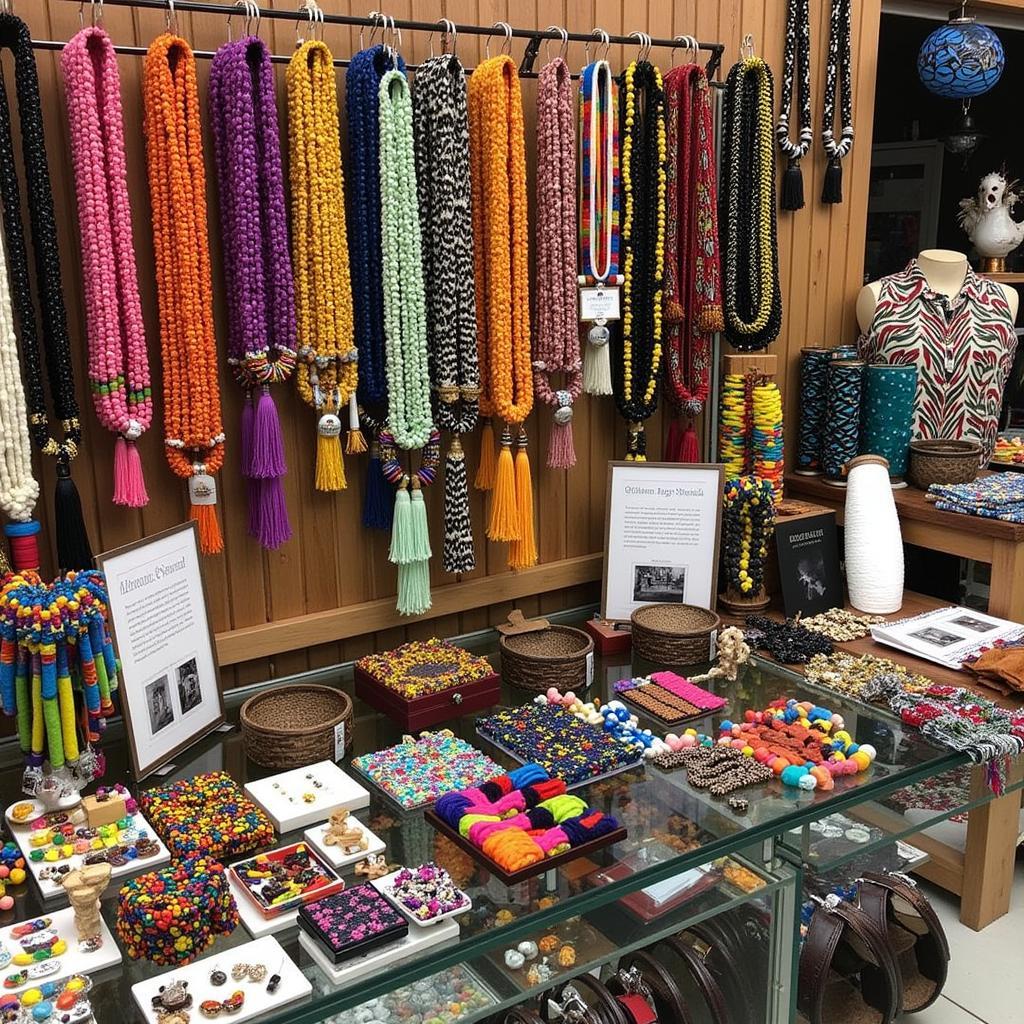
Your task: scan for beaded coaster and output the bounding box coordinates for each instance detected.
[297,884,408,965]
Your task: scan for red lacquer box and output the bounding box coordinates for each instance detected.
[584,617,633,656]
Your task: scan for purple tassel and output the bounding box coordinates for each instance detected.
[251,386,287,478]
[247,478,261,540]
[240,391,256,479]
[255,476,292,549]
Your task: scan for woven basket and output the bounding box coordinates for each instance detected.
[631,603,721,666]
[908,439,982,490]
[499,626,594,692]
[240,684,353,769]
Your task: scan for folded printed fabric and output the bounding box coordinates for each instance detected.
[933,499,1024,523]
[928,473,1024,521]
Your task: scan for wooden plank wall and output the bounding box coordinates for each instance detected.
[23,0,882,687]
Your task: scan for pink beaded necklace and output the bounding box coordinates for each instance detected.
[61,25,151,507]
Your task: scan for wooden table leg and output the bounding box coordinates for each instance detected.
[960,757,1024,931]
[988,538,1024,621]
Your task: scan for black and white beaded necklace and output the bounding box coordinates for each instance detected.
[413,52,480,574]
[0,13,92,569]
[777,0,812,211]
[821,0,854,204]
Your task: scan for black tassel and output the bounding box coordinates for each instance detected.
[442,439,475,574]
[362,445,393,530]
[781,157,805,211]
[822,157,843,204]
[54,461,93,571]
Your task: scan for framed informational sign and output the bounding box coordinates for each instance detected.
[602,462,724,622]
[96,522,224,779]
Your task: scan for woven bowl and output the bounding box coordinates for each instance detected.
[240,684,353,769]
[631,603,721,666]
[908,438,983,489]
[499,625,594,692]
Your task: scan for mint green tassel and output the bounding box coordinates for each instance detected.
[407,482,432,563]
[397,558,432,616]
[389,484,413,564]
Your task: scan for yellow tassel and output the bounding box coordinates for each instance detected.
[316,432,347,491]
[509,434,537,570]
[346,428,368,454]
[487,427,520,541]
[190,502,224,555]
[475,418,497,490]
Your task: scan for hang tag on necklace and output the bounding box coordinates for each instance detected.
[579,285,620,322]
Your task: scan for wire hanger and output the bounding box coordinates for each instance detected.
[485,21,513,59]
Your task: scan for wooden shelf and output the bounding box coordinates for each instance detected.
[980,272,1024,283]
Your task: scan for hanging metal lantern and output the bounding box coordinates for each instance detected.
[917,6,1004,99]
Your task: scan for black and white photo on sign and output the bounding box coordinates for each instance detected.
[145,675,175,734]
[176,656,202,715]
[632,564,687,602]
[908,626,963,648]
[950,615,999,634]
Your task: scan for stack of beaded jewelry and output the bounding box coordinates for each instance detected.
[803,651,934,700]
[721,476,776,598]
[718,374,748,476]
[743,615,833,664]
[752,381,784,500]
[799,608,885,642]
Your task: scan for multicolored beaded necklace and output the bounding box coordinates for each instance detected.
[721,475,775,597]
[613,60,667,462]
[578,59,620,397]
[413,52,480,574]
[210,35,296,550]
[0,13,92,570]
[62,24,152,509]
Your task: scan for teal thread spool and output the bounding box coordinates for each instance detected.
[860,364,917,487]
[822,360,866,485]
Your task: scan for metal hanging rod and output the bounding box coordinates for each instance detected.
[58,0,726,77]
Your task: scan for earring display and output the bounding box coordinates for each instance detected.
[131,936,309,1024]
[303,809,386,871]
[380,863,471,926]
[242,761,370,833]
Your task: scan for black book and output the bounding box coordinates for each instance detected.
[774,512,842,617]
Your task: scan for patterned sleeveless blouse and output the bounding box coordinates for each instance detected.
[858,261,1017,461]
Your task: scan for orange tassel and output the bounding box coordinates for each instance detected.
[509,432,537,569]
[191,502,224,555]
[487,427,519,541]
[475,418,497,490]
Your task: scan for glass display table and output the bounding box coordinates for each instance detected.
[0,611,1018,1024]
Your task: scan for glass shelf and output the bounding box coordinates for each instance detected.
[0,609,984,1024]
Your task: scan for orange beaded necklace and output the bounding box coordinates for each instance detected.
[468,54,535,569]
[142,33,225,553]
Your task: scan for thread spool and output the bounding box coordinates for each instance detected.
[4,521,41,572]
[844,454,904,614]
[822,360,865,486]
[831,344,859,361]
[860,364,917,488]
[796,347,832,475]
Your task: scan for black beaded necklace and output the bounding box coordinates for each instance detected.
[777,0,812,210]
[0,13,91,569]
[821,0,854,204]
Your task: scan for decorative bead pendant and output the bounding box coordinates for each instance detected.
[188,474,217,506]
[317,413,341,438]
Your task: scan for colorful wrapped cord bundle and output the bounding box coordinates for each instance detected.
[0,570,119,793]
[433,764,620,874]
[115,856,237,965]
[719,697,876,791]
[140,771,274,860]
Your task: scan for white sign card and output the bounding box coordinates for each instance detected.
[97,522,224,778]
[602,462,724,622]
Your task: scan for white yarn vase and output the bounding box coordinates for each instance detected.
[844,455,904,614]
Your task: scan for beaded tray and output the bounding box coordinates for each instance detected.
[355,640,495,699]
[476,703,642,786]
[228,841,345,919]
[613,671,727,726]
[297,883,408,965]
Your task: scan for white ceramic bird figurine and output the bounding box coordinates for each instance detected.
[959,171,1024,271]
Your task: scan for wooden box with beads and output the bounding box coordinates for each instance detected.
[353,640,501,732]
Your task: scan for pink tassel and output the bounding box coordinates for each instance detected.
[665,419,683,462]
[113,436,149,508]
[240,391,256,478]
[546,418,577,469]
[251,387,287,479]
[680,422,700,463]
[255,476,292,550]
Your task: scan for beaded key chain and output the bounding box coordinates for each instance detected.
[210,34,296,549]
[286,38,361,491]
[469,52,536,569]
[62,24,152,508]
[413,48,480,574]
[142,32,226,554]
[0,12,92,570]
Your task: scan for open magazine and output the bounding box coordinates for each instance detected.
[870,606,1024,670]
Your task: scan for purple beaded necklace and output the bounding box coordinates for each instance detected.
[209,36,296,549]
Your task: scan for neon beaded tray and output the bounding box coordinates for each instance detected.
[228,841,345,920]
[613,672,728,728]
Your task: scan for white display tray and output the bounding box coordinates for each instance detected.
[244,761,370,833]
[303,814,385,869]
[298,916,458,986]
[5,800,171,902]
[0,906,122,995]
[131,935,310,1024]
[373,870,471,928]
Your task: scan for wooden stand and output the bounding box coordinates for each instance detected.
[717,587,771,615]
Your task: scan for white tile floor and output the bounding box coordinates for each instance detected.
[899,862,1024,1022]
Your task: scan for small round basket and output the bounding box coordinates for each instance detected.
[499,625,594,693]
[240,684,353,769]
[908,438,982,489]
[631,603,721,666]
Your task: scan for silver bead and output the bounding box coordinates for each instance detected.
[317,413,342,438]
[588,324,610,347]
